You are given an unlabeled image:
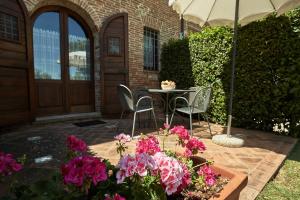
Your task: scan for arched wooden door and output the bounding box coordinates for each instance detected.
[32,7,95,116]
[0,0,33,126]
[100,13,129,116]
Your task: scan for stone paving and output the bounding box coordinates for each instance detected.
[0,117,298,200]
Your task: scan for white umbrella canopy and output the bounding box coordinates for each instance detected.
[169,0,300,147]
[170,0,300,28]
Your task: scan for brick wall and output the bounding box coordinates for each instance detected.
[23,0,181,112]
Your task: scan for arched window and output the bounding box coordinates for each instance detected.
[32,7,94,116]
[33,10,91,80]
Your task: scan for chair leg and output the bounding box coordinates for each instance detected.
[132,112,137,138]
[204,114,212,137]
[148,111,151,127]
[198,113,201,125]
[189,113,193,136]
[151,109,158,134]
[138,113,141,128]
[170,109,175,127]
[120,110,124,119]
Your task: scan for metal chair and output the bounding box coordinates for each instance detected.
[169,86,212,136]
[117,84,158,137]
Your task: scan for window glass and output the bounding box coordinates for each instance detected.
[68,16,91,80]
[108,37,120,56]
[144,27,159,71]
[33,12,61,80]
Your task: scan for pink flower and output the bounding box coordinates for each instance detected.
[67,135,87,152]
[177,162,191,191]
[114,133,131,143]
[136,135,161,155]
[197,165,216,186]
[61,156,107,187]
[184,137,206,156]
[170,125,190,143]
[0,152,22,176]
[152,152,188,195]
[163,123,170,129]
[116,153,157,184]
[105,193,126,200]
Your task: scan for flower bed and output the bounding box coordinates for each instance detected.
[0,124,247,200]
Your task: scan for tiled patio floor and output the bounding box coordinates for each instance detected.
[0,117,297,200]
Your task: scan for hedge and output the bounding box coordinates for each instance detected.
[189,27,232,124]
[160,11,300,137]
[160,38,194,89]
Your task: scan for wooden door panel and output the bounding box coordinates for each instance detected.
[37,82,63,107]
[70,82,91,105]
[101,13,128,116]
[69,81,94,113]
[36,81,64,116]
[0,0,31,127]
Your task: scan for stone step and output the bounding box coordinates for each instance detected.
[34,112,102,125]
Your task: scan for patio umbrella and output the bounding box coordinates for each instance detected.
[169,0,300,147]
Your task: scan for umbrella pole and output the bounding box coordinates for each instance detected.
[226,0,240,137]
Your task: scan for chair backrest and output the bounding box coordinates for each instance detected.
[192,86,212,112]
[188,86,201,106]
[117,84,134,111]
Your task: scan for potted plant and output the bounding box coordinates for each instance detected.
[0,125,247,200]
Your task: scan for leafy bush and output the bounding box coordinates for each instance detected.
[160,38,194,89]
[160,11,300,137]
[189,27,232,124]
[233,15,300,136]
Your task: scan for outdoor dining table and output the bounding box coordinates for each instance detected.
[147,88,196,125]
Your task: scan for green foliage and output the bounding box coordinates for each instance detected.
[160,38,194,89]
[189,27,232,124]
[160,10,300,136]
[257,142,300,199]
[232,14,300,136]
[129,175,167,200]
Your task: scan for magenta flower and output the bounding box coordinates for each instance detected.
[104,193,126,200]
[0,152,22,176]
[197,165,216,186]
[61,155,107,187]
[114,133,131,143]
[170,125,190,144]
[67,135,87,152]
[184,137,206,157]
[177,162,191,191]
[136,135,161,155]
[163,123,170,129]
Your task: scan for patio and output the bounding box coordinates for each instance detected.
[0,117,297,200]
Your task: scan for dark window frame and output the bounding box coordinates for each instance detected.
[143,27,159,71]
[0,10,21,43]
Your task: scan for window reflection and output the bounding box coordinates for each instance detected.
[144,27,159,71]
[68,17,91,80]
[108,37,120,55]
[33,12,61,80]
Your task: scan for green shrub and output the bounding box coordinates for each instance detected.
[233,15,300,135]
[189,27,232,124]
[160,11,300,137]
[160,38,194,89]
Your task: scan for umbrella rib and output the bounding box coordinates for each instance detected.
[269,0,277,11]
[205,0,218,24]
[182,0,195,15]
